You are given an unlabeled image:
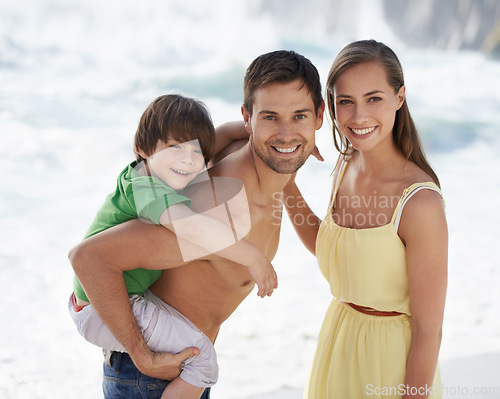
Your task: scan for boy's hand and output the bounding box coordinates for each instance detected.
[247,258,278,298]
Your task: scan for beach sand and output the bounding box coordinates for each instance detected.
[247,353,500,399]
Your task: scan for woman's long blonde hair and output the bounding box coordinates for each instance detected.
[326,40,440,187]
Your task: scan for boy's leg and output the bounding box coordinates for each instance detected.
[143,290,218,388]
[160,377,205,399]
[69,293,138,352]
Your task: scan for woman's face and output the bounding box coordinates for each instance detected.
[332,61,405,153]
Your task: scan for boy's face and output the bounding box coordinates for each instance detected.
[142,138,206,190]
[242,79,324,174]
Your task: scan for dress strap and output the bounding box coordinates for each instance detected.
[392,182,443,232]
[328,157,349,213]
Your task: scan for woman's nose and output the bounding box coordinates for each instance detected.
[351,104,369,124]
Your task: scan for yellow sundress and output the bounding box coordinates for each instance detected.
[304,160,442,399]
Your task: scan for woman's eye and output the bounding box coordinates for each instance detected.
[338,99,352,105]
[369,97,382,102]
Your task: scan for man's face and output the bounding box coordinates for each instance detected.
[243,79,324,174]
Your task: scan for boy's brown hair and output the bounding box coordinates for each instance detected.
[134,94,215,164]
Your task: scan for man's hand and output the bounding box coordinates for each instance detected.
[132,346,200,380]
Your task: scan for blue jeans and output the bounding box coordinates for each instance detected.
[103,352,211,399]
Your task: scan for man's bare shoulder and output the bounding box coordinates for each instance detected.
[184,144,255,211]
[210,142,253,179]
[213,143,258,191]
[209,138,248,167]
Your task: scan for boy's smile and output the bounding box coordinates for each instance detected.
[142,138,206,190]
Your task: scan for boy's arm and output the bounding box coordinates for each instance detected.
[209,121,249,166]
[160,203,277,297]
[69,220,203,379]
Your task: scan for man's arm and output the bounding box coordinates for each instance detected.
[282,176,322,256]
[69,219,201,380]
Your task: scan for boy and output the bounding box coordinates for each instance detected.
[70,94,277,398]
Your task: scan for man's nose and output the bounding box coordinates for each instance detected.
[276,121,293,140]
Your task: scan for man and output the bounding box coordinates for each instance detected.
[70,50,324,398]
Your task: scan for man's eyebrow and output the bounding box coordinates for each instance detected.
[258,110,278,115]
[257,108,314,115]
[295,108,314,114]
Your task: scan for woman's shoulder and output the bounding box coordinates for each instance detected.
[399,160,440,191]
[398,167,445,226]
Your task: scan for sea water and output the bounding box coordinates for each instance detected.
[1,1,499,398]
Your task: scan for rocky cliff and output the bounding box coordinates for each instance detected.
[383,0,500,56]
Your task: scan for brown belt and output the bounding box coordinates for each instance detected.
[346,302,404,317]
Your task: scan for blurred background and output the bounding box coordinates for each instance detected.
[1,0,499,398]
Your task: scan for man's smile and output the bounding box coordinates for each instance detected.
[272,145,299,154]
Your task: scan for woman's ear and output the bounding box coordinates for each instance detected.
[396,85,406,110]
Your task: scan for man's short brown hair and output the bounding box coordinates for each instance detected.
[243,50,322,116]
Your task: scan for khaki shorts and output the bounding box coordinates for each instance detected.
[69,290,218,388]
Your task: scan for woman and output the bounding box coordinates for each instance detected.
[284,40,447,398]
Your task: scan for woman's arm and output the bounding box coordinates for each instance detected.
[399,190,448,399]
[282,175,322,255]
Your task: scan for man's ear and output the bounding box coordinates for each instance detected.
[316,100,326,130]
[241,105,253,135]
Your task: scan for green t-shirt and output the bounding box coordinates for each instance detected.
[73,161,192,302]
